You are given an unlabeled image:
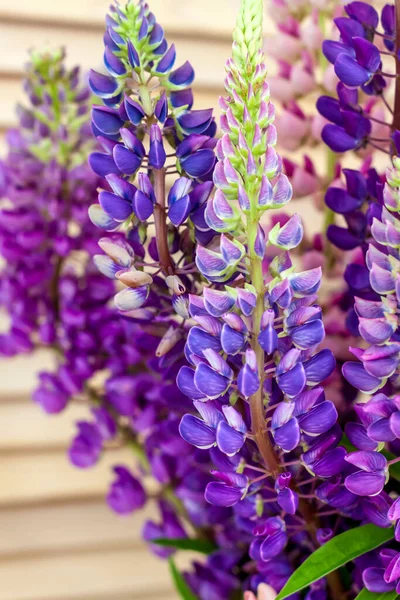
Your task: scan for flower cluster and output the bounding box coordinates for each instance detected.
[3,0,400,599]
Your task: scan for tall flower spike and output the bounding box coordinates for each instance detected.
[89,0,217,313]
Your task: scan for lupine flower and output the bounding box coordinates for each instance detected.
[363,549,400,594]
[106,465,147,514]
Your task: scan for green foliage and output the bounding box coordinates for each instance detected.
[153,537,216,554]
[355,589,399,600]
[276,525,394,600]
[168,557,199,600]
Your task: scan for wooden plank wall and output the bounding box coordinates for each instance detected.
[0,1,243,598]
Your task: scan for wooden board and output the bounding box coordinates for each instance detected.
[0,21,229,90]
[0,0,244,39]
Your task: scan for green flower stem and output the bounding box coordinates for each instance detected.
[248,217,281,477]
[153,167,175,276]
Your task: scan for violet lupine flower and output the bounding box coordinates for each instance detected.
[0,49,245,594]
[343,153,400,393]
[107,465,147,514]
[175,1,356,596]
[88,0,218,315]
[363,549,400,594]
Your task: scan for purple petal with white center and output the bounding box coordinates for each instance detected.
[258,323,278,354]
[88,69,118,98]
[99,191,132,222]
[272,402,295,429]
[220,235,245,264]
[358,317,395,345]
[203,287,235,317]
[205,482,242,507]
[179,109,213,135]
[98,237,133,267]
[179,414,216,449]
[222,406,246,433]
[363,356,398,379]
[289,267,321,296]
[127,41,140,67]
[196,246,227,278]
[254,224,266,259]
[342,362,382,393]
[93,255,120,279]
[203,348,233,379]
[216,421,245,456]
[286,306,321,328]
[89,152,120,177]
[113,145,141,176]
[277,489,299,515]
[168,61,195,87]
[260,531,287,561]
[104,47,125,76]
[194,401,224,428]
[277,348,301,375]
[293,388,324,416]
[237,364,259,398]
[274,418,301,452]
[271,174,292,208]
[155,43,176,73]
[237,288,256,316]
[120,129,145,157]
[278,364,306,397]
[221,324,245,355]
[124,96,145,125]
[177,366,205,400]
[291,319,325,350]
[187,326,222,357]
[194,363,231,399]
[132,190,154,221]
[370,264,395,295]
[304,349,336,385]
[114,286,149,311]
[299,401,338,436]
[88,205,120,231]
[106,174,137,201]
[270,214,303,250]
[345,450,387,473]
[155,93,168,123]
[92,105,123,136]
[169,196,191,226]
[345,471,386,496]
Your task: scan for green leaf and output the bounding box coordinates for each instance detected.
[153,537,216,554]
[355,589,399,600]
[168,557,198,600]
[276,525,394,600]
